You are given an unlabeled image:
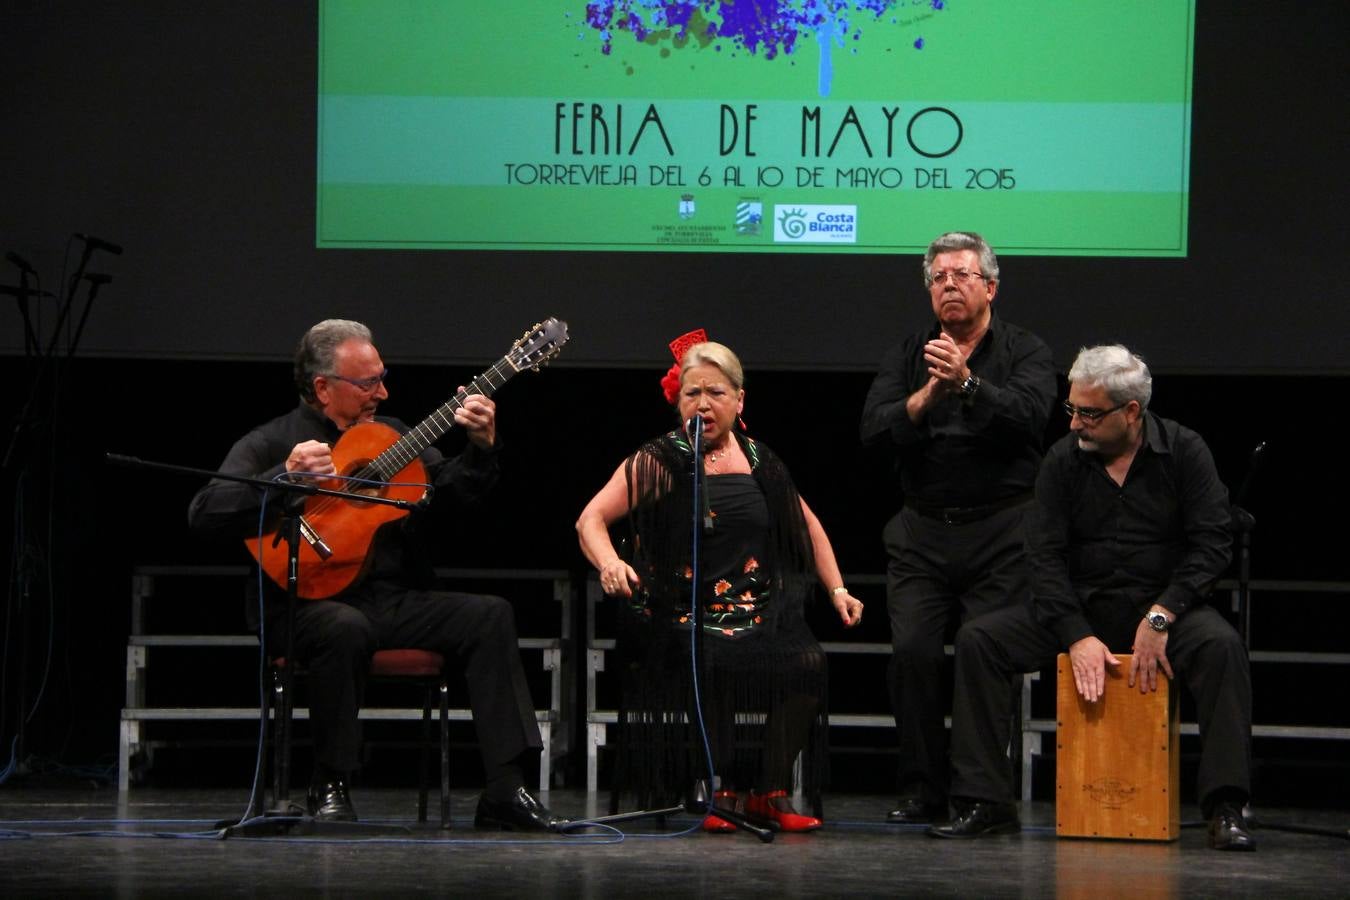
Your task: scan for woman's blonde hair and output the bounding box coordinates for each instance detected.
[680,341,744,390]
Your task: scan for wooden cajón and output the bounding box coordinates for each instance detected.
[1055,653,1180,841]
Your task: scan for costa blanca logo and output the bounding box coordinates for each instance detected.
[773,204,857,244]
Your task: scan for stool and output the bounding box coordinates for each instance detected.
[270,649,451,828]
[1055,653,1179,841]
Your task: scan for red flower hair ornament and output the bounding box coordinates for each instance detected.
[660,328,708,404]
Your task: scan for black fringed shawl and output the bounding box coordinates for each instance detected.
[609,430,829,809]
[622,429,815,630]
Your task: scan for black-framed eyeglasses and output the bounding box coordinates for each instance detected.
[1063,400,1127,423]
[325,368,388,393]
[927,268,989,287]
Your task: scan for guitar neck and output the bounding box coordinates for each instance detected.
[368,357,519,479]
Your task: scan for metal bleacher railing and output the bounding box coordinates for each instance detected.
[585,574,1350,802]
[119,565,573,795]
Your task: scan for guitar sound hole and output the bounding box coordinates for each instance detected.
[342,460,384,502]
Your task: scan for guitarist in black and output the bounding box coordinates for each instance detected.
[189,318,562,830]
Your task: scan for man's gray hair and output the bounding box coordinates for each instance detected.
[1068,344,1152,409]
[923,231,999,286]
[294,319,373,402]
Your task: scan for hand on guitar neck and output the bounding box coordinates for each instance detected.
[286,388,494,479]
[451,389,496,449]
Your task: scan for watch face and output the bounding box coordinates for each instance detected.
[1148,612,1169,632]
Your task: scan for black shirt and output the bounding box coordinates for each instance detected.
[1027,412,1233,648]
[859,317,1056,507]
[188,401,499,597]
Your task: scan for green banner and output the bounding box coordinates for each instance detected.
[318,1,1194,256]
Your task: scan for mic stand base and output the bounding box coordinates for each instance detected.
[216,807,414,839]
[562,800,775,843]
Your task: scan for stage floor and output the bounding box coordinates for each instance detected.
[1,787,1345,897]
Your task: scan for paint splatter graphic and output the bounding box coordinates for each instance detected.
[578,1,946,96]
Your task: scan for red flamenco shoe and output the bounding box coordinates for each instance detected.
[746,790,822,832]
[702,790,739,833]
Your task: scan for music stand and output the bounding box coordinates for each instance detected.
[106,453,419,838]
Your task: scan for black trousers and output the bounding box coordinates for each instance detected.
[268,580,542,777]
[883,503,1031,805]
[949,600,1252,810]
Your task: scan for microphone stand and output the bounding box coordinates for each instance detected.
[564,420,773,842]
[685,419,771,839]
[1220,443,1349,842]
[106,453,421,837]
[68,273,110,360]
[2,252,102,783]
[7,267,42,355]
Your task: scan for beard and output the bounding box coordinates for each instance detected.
[1075,436,1099,452]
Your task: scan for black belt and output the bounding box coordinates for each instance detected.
[906,492,1032,526]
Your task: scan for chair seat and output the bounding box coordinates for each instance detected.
[370,649,445,678]
[269,647,451,827]
[271,649,446,678]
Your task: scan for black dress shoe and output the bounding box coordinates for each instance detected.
[474,786,567,832]
[926,800,1020,838]
[1208,804,1256,851]
[307,778,357,821]
[886,797,946,824]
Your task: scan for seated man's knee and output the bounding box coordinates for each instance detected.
[479,593,514,624]
[1196,618,1248,668]
[323,605,377,655]
[953,617,1001,665]
[472,594,521,644]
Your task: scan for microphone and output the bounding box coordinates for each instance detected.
[75,233,124,255]
[5,251,37,274]
[684,416,703,447]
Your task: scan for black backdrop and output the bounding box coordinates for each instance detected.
[2,2,1348,801]
[2,1,1347,372]
[1,353,1347,801]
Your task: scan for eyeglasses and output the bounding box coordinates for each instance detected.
[325,368,388,393]
[928,269,989,287]
[1063,401,1127,423]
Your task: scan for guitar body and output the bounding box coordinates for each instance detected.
[251,421,428,600]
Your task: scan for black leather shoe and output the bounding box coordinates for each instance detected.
[307,778,357,822]
[474,786,567,832]
[1208,804,1256,851]
[886,797,946,824]
[926,800,1020,838]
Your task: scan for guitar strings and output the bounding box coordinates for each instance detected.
[292,360,516,519]
[279,322,562,524]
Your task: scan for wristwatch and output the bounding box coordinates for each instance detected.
[1145,610,1171,633]
[959,373,981,399]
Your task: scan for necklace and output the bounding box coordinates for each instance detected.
[705,444,731,469]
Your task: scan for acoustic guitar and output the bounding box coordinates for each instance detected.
[248,318,569,599]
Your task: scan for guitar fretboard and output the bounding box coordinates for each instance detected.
[361,357,519,483]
